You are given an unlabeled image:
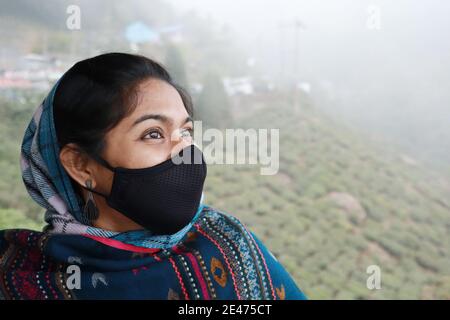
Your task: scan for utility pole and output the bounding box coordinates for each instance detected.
[278,18,305,107]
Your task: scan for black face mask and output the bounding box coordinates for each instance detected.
[83,144,207,235]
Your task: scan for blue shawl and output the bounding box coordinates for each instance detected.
[0,79,307,300]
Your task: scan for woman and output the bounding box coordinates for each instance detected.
[0,53,306,300]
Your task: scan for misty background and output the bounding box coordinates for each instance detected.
[172,0,450,171]
[0,0,449,299]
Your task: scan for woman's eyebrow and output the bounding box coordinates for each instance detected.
[184,116,193,124]
[130,114,193,129]
[132,114,169,128]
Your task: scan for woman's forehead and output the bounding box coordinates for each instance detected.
[119,79,189,130]
[138,79,185,111]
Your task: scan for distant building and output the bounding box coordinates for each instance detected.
[0,54,64,90]
[125,21,160,46]
[297,82,311,94]
[223,77,254,96]
[125,21,185,52]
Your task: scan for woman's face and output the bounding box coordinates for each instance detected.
[102,78,193,170]
[61,78,194,231]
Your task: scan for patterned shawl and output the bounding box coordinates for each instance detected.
[0,78,307,300]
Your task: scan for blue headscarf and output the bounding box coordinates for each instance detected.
[20,79,204,249]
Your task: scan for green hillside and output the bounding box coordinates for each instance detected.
[0,90,449,299]
[202,91,450,299]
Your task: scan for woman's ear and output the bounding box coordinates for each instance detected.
[59,143,96,189]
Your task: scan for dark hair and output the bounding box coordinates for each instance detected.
[53,52,193,159]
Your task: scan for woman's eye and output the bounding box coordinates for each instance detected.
[143,130,163,140]
[181,128,193,138]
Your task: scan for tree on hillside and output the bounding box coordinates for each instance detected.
[164,43,189,91]
[195,71,232,129]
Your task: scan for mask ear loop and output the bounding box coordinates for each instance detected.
[91,153,116,172]
[80,154,115,198]
[82,185,109,198]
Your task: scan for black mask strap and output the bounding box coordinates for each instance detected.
[81,184,109,198]
[91,154,116,172]
[80,154,115,198]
